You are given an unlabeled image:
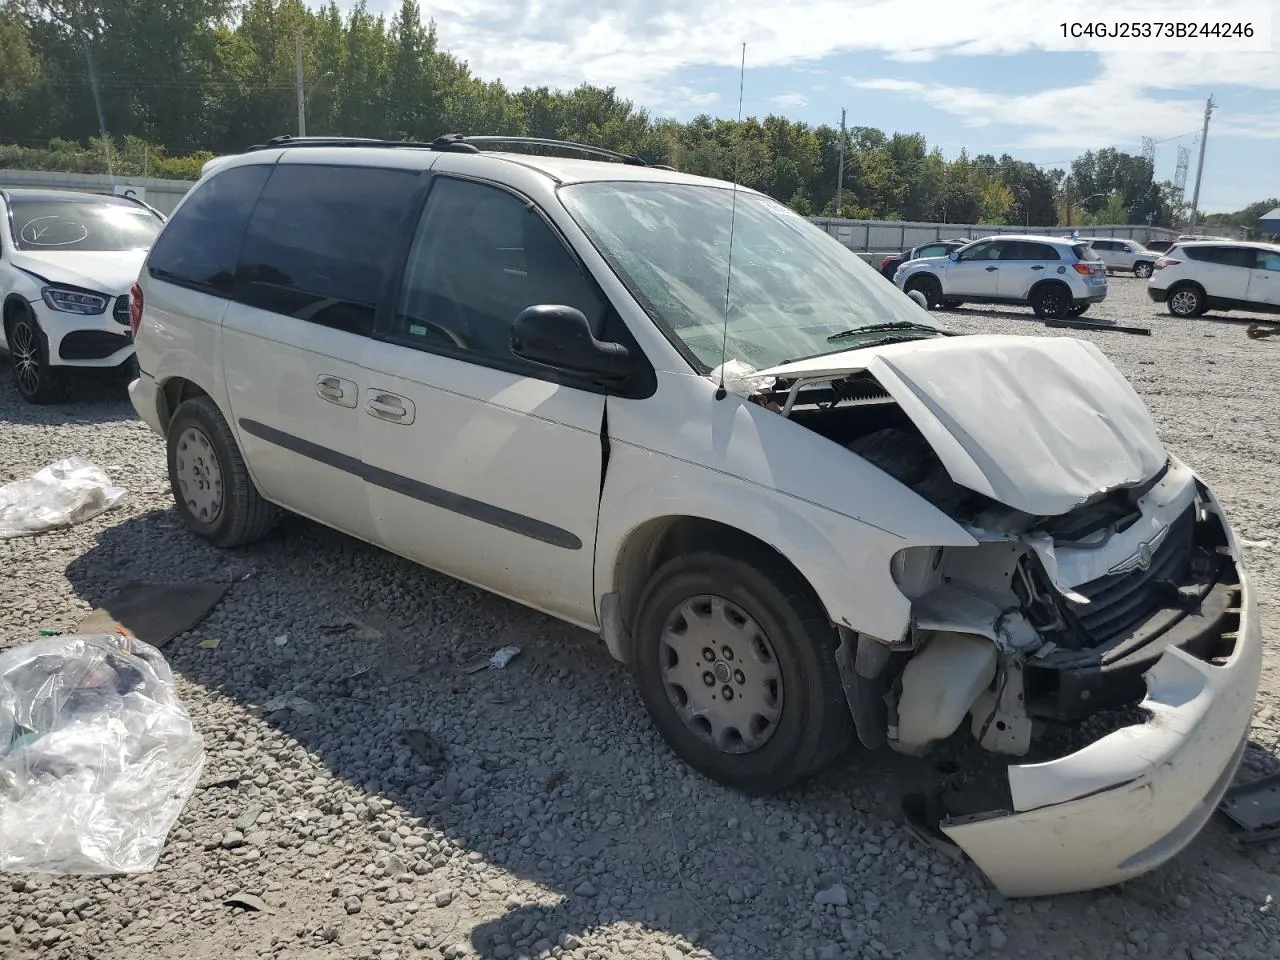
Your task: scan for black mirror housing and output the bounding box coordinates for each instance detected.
[510,305,632,382]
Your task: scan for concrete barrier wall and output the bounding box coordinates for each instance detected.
[0,169,1180,251]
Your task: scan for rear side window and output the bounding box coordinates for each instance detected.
[1254,249,1280,271]
[1090,239,1114,251]
[234,164,420,336]
[1185,245,1255,267]
[1072,244,1101,262]
[147,164,270,293]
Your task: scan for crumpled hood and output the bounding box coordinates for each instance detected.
[9,250,147,296]
[756,334,1167,517]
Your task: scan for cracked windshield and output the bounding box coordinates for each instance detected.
[0,2,1277,960]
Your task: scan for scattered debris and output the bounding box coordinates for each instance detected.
[544,771,565,791]
[464,645,523,673]
[1239,537,1272,549]
[223,891,271,913]
[199,776,240,791]
[0,634,204,874]
[199,637,220,650]
[1219,772,1280,841]
[1044,317,1151,336]
[271,633,289,647]
[37,628,60,637]
[1247,322,1279,340]
[77,581,230,649]
[0,457,126,539]
[402,728,445,765]
[222,563,258,583]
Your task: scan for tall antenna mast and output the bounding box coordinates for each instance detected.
[835,107,847,216]
[1187,94,1215,229]
[715,41,747,402]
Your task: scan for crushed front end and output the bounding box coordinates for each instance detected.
[866,458,1261,896]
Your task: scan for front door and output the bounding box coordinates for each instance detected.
[359,169,611,626]
[948,240,1002,297]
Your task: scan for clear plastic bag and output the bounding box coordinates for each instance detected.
[0,634,205,874]
[0,456,126,539]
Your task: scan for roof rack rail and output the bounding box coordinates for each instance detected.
[115,189,168,221]
[245,133,650,166]
[454,136,647,166]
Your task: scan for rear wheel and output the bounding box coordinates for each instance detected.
[5,309,69,404]
[633,549,853,795]
[1133,261,1154,279]
[1168,285,1206,318]
[166,395,278,548]
[1069,303,1090,317]
[904,276,942,310]
[1031,283,1071,321]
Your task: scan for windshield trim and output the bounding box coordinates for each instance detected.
[6,196,164,253]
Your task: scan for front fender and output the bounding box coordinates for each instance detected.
[595,440,972,656]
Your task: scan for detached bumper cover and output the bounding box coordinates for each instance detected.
[128,373,164,436]
[941,567,1261,898]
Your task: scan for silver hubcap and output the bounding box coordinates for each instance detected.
[659,595,783,754]
[1171,290,1198,315]
[10,321,40,395]
[175,426,224,524]
[1135,264,1151,277]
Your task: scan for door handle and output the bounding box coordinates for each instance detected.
[985,266,998,272]
[1031,265,1044,271]
[316,374,357,408]
[364,390,416,425]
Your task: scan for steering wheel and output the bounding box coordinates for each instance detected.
[417,318,469,350]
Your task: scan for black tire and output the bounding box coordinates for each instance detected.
[905,276,942,310]
[1069,303,1090,317]
[5,309,69,404]
[632,548,854,795]
[166,395,278,548]
[1167,284,1206,318]
[1031,283,1071,321]
[1133,261,1154,279]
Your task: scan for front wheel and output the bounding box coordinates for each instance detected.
[6,311,69,404]
[166,395,278,548]
[632,549,853,795]
[1133,261,1154,279]
[1031,284,1071,321]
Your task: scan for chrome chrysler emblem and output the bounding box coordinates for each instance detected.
[1108,527,1167,576]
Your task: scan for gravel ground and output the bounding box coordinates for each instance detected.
[1,276,1279,960]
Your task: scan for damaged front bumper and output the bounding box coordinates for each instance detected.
[940,564,1261,898]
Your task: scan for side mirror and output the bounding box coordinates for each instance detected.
[948,250,960,261]
[511,305,631,382]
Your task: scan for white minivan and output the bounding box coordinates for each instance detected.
[128,135,1261,898]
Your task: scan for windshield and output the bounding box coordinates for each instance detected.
[9,198,163,252]
[558,181,940,372]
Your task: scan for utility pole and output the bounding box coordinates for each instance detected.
[295,35,306,137]
[835,107,846,217]
[1187,94,1214,229]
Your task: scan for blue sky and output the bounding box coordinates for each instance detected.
[353,0,1280,213]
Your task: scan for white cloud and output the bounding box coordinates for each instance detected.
[361,0,1276,99]
[770,92,808,108]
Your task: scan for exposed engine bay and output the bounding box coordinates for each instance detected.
[752,369,1241,765]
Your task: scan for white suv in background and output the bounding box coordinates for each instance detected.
[0,188,166,403]
[1148,240,1280,318]
[894,235,1108,319]
[1085,238,1157,278]
[129,135,1258,898]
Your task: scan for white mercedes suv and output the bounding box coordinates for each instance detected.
[894,235,1108,319]
[128,135,1260,898]
[0,188,166,403]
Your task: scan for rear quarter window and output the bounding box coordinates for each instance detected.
[147,164,271,293]
[1071,244,1101,261]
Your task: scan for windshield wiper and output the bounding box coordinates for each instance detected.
[826,320,945,343]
